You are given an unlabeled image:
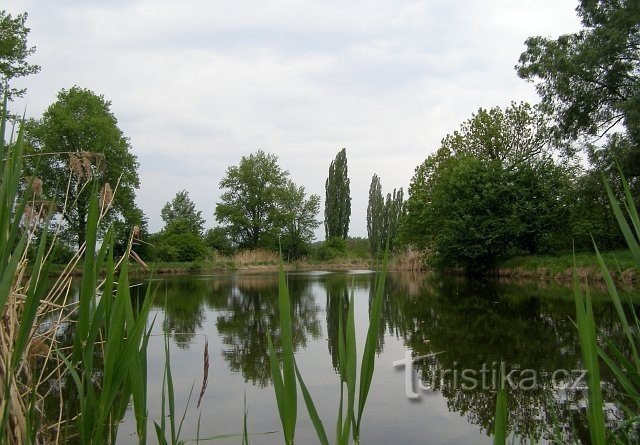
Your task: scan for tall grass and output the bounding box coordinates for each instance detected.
[233,249,280,266]
[572,174,640,443]
[0,99,155,443]
[267,251,388,444]
[492,172,640,443]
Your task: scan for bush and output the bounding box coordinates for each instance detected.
[149,231,206,262]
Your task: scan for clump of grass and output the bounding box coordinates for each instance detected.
[0,97,154,443]
[233,249,280,266]
[571,174,640,443]
[492,172,640,443]
[393,246,425,271]
[267,250,388,444]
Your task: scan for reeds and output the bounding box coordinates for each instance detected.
[492,171,640,443]
[267,251,388,444]
[0,98,154,444]
[572,173,640,443]
[232,249,280,266]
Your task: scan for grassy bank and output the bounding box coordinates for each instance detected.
[36,247,425,276]
[497,249,639,284]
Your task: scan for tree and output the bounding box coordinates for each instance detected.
[401,105,569,273]
[161,190,205,236]
[324,148,351,240]
[204,227,234,256]
[441,102,552,166]
[215,150,320,254]
[367,174,404,259]
[382,187,404,253]
[367,174,384,259]
[280,182,321,260]
[517,0,640,151]
[26,87,141,247]
[0,10,40,100]
[215,150,289,249]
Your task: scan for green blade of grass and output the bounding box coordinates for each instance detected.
[493,384,507,445]
[266,333,288,441]
[604,179,640,267]
[355,249,388,434]
[294,360,329,445]
[574,271,606,445]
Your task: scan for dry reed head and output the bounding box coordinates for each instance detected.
[81,154,93,180]
[100,182,113,209]
[69,153,83,179]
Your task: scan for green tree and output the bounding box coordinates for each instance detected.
[517,0,640,151]
[402,104,569,273]
[215,150,319,253]
[382,187,404,253]
[215,150,289,249]
[441,102,552,166]
[0,10,40,100]
[26,87,141,247]
[161,190,205,236]
[204,227,235,256]
[366,174,384,259]
[280,182,321,260]
[324,148,351,240]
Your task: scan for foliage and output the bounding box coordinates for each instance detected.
[0,10,40,101]
[517,0,640,150]
[441,101,552,165]
[566,169,626,250]
[161,190,205,236]
[324,148,351,240]
[267,254,388,445]
[402,103,570,272]
[25,86,142,247]
[215,150,319,254]
[280,182,321,260]
[204,227,234,256]
[381,187,404,254]
[560,174,640,443]
[366,174,384,259]
[367,174,404,259]
[215,150,288,248]
[0,103,153,444]
[149,231,205,263]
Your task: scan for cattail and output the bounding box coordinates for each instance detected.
[81,153,93,180]
[32,177,43,197]
[23,205,36,228]
[100,182,113,208]
[69,153,83,179]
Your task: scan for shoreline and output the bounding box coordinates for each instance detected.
[39,250,639,287]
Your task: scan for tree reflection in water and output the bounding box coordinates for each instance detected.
[382,272,631,442]
[137,271,634,441]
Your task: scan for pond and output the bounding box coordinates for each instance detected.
[111,270,632,444]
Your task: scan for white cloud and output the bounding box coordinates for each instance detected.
[5,0,581,237]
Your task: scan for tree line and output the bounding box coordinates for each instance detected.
[3,0,638,271]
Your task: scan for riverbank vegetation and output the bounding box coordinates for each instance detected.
[1,0,640,442]
[3,1,640,279]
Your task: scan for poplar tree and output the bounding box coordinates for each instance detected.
[324,148,351,240]
[382,187,404,253]
[366,174,384,258]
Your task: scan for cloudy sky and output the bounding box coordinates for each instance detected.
[6,0,581,237]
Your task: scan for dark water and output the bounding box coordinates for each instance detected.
[111,271,633,444]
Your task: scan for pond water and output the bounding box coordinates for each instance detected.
[111,270,632,444]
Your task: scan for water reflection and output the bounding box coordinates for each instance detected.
[383,273,629,442]
[133,271,634,442]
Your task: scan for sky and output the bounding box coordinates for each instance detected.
[5,0,582,238]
